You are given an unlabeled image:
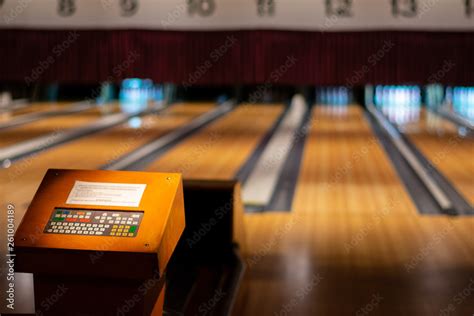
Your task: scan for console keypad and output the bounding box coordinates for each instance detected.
[43,208,143,237]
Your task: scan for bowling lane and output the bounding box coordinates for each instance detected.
[237,105,474,315]
[400,108,474,205]
[0,103,214,223]
[0,102,76,121]
[145,103,284,179]
[0,103,120,148]
[293,104,417,215]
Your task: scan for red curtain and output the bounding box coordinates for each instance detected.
[0,29,473,85]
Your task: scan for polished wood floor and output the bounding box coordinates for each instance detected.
[233,106,474,315]
[293,106,417,215]
[403,109,474,205]
[146,103,284,178]
[1,103,473,315]
[143,104,473,315]
[0,103,120,148]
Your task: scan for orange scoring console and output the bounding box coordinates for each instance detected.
[14,169,186,316]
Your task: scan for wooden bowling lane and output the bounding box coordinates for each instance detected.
[0,102,75,121]
[0,103,120,148]
[234,104,474,315]
[294,104,417,215]
[402,108,474,205]
[0,103,214,224]
[145,104,284,179]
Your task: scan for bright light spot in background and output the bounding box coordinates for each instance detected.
[375,85,421,125]
[128,117,142,129]
[119,78,163,114]
[451,87,474,122]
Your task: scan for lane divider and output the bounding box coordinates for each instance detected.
[242,95,308,210]
[436,105,474,133]
[367,103,454,213]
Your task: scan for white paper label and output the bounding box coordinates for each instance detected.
[66,181,146,207]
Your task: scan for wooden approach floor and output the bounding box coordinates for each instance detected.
[0,103,473,315]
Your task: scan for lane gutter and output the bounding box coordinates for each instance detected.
[366,103,457,215]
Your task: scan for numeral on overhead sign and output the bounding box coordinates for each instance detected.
[58,0,76,17]
[325,0,353,17]
[466,0,473,17]
[257,0,275,16]
[391,0,417,18]
[120,0,138,16]
[187,0,215,17]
